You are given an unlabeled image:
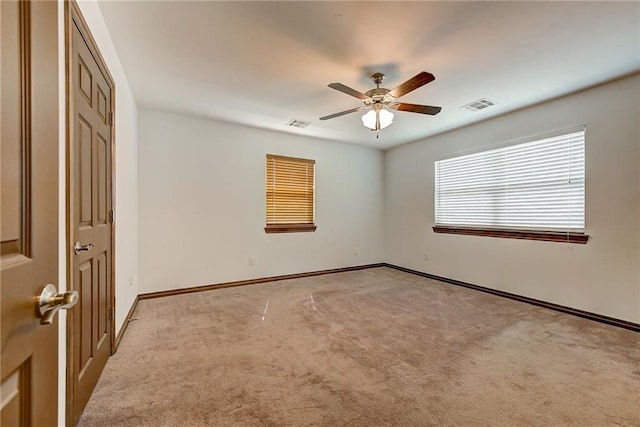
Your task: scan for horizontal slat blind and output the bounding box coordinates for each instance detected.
[435,130,585,231]
[266,154,315,225]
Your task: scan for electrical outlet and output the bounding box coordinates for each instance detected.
[249,257,255,266]
[424,252,430,261]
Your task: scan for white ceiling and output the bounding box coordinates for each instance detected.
[98,1,640,149]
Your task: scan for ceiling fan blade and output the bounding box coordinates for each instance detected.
[328,83,371,101]
[388,72,435,99]
[389,102,442,115]
[319,106,368,121]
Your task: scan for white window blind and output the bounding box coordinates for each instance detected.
[435,130,585,232]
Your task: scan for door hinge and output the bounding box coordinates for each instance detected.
[108,210,115,223]
[110,307,115,321]
[108,112,114,126]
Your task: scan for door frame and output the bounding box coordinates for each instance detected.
[64,1,117,425]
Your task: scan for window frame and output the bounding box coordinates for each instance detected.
[265,154,316,234]
[433,127,589,244]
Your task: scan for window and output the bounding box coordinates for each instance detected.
[265,154,316,233]
[434,128,588,243]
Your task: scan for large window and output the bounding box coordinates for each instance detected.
[265,154,316,233]
[434,128,587,243]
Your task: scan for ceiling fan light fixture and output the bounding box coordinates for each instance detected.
[320,71,440,138]
[362,108,394,130]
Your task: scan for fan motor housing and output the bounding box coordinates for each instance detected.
[364,87,396,104]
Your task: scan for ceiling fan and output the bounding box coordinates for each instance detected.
[319,71,442,138]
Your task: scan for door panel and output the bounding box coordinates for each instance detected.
[1,363,28,427]
[79,260,93,375]
[79,118,93,225]
[1,0,24,254]
[97,252,108,339]
[97,137,107,224]
[1,1,60,426]
[78,58,92,103]
[69,7,114,423]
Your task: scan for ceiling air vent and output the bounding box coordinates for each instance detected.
[461,98,496,112]
[287,119,311,128]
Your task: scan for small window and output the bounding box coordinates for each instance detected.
[265,154,316,233]
[433,129,588,243]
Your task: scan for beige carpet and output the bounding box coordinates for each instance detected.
[78,267,640,426]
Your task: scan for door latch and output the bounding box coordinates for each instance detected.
[74,241,95,255]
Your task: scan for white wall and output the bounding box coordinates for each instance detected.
[385,74,640,323]
[138,110,385,294]
[58,1,139,424]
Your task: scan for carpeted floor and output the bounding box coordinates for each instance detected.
[78,267,640,426]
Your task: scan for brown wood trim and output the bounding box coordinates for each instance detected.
[266,153,316,164]
[383,263,640,333]
[20,0,31,257]
[106,28,117,359]
[139,263,385,300]
[1,240,20,256]
[64,4,74,424]
[432,226,589,244]
[265,224,317,233]
[113,296,138,353]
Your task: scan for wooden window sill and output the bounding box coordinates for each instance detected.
[432,226,589,244]
[265,224,317,234]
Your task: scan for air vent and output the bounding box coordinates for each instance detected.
[287,119,311,128]
[461,98,496,112]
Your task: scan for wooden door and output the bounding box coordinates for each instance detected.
[1,1,60,426]
[68,5,115,424]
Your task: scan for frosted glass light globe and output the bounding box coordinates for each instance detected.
[378,109,394,129]
[361,109,394,130]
